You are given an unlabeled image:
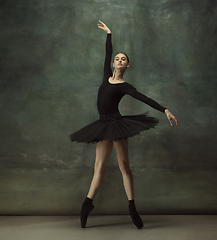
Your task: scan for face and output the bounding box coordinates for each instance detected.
[113,53,129,70]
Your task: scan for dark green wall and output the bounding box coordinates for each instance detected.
[0,0,217,215]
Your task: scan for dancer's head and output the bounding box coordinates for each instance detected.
[113,53,130,70]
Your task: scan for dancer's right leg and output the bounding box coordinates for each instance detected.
[81,140,113,228]
[87,140,113,199]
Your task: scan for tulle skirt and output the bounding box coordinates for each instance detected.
[69,112,159,143]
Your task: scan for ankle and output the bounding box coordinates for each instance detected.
[83,197,93,205]
[129,200,136,208]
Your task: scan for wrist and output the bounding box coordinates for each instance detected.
[164,109,169,113]
[107,30,111,34]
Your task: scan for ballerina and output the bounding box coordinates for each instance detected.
[70,20,178,229]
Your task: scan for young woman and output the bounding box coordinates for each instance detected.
[70,20,178,229]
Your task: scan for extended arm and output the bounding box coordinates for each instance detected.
[124,84,178,127]
[124,84,166,113]
[97,20,113,80]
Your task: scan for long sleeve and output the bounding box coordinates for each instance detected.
[103,34,113,81]
[123,83,166,113]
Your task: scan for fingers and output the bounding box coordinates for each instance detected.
[169,117,173,126]
[170,116,178,127]
[97,25,104,30]
[167,113,178,127]
[171,114,178,127]
[167,113,172,126]
[98,20,104,25]
[97,20,104,27]
[97,20,111,33]
[97,20,108,29]
[174,117,178,127]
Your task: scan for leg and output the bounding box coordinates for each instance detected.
[87,140,113,199]
[113,138,134,200]
[113,138,143,229]
[81,140,113,228]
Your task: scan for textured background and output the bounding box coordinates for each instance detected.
[0,0,217,215]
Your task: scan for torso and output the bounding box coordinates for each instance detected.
[97,77,127,115]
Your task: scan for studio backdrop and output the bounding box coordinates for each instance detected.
[0,0,217,215]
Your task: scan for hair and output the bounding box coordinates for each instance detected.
[114,52,130,63]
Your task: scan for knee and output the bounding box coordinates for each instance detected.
[119,159,131,175]
[94,160,106,174]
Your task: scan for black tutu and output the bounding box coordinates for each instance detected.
[69,112,159,143]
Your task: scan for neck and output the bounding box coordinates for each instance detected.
[112,68,125,81]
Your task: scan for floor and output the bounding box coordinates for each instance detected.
[0,215,216,240]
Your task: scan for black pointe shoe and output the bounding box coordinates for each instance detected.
[80,202,94,228]
[129,204,143,229]
[130,210,143,229]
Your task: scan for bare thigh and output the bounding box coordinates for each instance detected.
[95,140,113,169]
[113,138,130,172]
[87,140,113,199]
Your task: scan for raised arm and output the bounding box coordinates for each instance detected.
[97,20,113,81]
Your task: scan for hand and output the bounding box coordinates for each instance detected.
[165,109,178,127]
[97,20,111,34]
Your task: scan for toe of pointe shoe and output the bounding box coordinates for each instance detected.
[80,218,87,228]
[80,204,94,228]
[136,221,143,229]
[131,214,143,229]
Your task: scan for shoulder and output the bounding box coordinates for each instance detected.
[122,82,136,90]
[120,82,137,94]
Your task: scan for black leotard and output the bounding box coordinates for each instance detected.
[97,34,166,115]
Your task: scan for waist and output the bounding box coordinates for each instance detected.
[100,112,122,122]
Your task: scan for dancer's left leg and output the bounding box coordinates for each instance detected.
[113,138,134,200]
[113,138,143,229]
